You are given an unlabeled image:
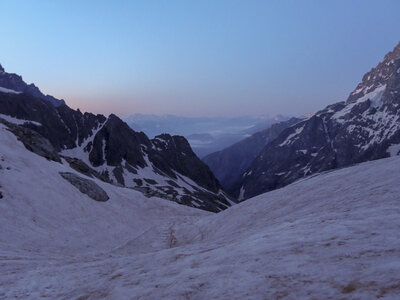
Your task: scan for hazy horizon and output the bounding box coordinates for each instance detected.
[2,0,400,117]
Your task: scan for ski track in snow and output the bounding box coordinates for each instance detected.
[1,123,400,299]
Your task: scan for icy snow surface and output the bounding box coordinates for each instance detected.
[1,123,400,299]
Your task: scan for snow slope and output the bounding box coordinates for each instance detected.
[1,123,400,299]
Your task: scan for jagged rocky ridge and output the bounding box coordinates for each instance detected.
[0,64,65,106]
[0,67,234,212]
[233,41,400,200]
[203,117,301,190]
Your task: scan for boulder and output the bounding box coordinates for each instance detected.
[59,172,109,202]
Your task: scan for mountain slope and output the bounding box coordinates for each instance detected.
[0,66,234,212]
[1,123,400,298]
[203,117,301,189]
[233,41,400,199]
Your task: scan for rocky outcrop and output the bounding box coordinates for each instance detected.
[62,156,111,183]
[0,118,61,162]
[203,118,301,190]
[233,41,400,200]
[151,134,221,193]
[88,114,150,168]
[0,91,106,151]
[59,172,109,202]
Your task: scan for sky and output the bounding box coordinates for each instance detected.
[1,0,400,118]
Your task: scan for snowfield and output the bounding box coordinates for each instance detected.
[1,123,400,299]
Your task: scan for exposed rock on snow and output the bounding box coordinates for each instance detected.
[59,172,110,202]
[0,118,61,162]
[62,156,111,183]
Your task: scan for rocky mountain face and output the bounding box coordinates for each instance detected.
[0,64,65,106]
[203,117,301,190]
[0,67,234,212]
[233,41,400,200]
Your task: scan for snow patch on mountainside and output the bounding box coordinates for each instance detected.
[120,154,209,196]
[333,84,386,122]
[0,113,42,126]
[0,86,22,94]
[61,120,105,160]
[238,185,245,201]
[279,125,304,146]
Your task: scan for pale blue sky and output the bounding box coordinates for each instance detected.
[1,0,400,117]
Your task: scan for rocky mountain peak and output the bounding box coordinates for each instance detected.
[347,41,400,103]
[107,113,120,120]
[384,41,400,61]
[153,133,189,150]
[0,63,65,106]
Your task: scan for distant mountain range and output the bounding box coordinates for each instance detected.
[125,114,289,157]
[0,64,234,212]
[230,41,400,200]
